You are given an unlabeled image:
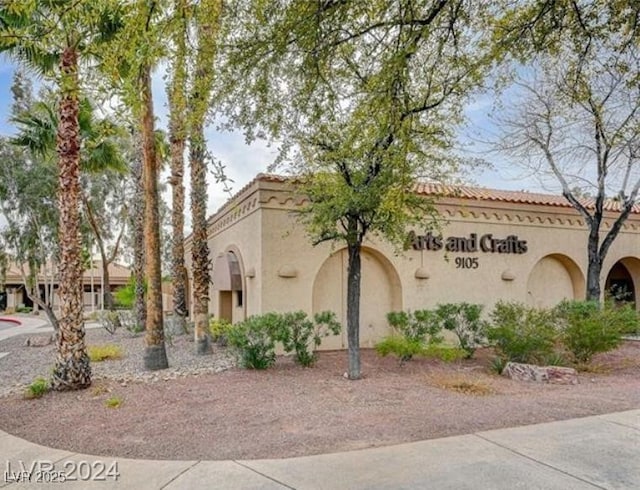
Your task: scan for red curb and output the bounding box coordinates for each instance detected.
[0,317,22,326]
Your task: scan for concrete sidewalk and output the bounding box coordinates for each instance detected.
[0,316,50,342]
[0,410,638,489]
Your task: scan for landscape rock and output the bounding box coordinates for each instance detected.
[23,336,54,347]
[502,362,578,385]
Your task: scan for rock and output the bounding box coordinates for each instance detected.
[24,336,54,347]
[502,362,578,385]
[164,316,188,337]
[546,366,579,385]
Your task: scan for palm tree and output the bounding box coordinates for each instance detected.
[0,0,122,391]
[11,97,128,315]
[130,131,147,330]
[168,0,189,335]
[140,62,168,369]
[189,0,222,355]
[100,0,170,370]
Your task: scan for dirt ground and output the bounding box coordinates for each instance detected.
[1,343,639,461]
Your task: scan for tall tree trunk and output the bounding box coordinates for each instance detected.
[346,238,362,380]
[101,256,114,309]
[21,264,59,331]
[81,193,117,312]
[169,0,189,334]
[190,127,210,355]
[51,47,91,391]
[131,133,146,330]
[141,66,168,370]
[586,226,602,301]
[189,0,221,355]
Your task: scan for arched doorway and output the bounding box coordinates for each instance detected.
[605,258,640,307]
[312,247,402,349]
[527,254,584,308]
[212,250,245,323]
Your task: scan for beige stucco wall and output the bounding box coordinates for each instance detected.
[185,186,262,323]
[187,176,640,349]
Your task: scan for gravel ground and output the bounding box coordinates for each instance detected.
[0,333,639,461]
[0,328,235,396]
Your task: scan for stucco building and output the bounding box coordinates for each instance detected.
[0,261,131,313]
[184,174,640,349]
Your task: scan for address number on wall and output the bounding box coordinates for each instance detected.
[455,257,479,269]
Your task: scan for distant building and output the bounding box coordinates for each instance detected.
[1,261,131,313]
[185,174,640,350]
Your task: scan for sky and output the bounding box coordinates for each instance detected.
[0,57,549,229]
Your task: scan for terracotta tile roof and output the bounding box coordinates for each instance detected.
[412,182,640,213]
[199,174,640,228]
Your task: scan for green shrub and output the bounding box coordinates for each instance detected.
[387,309,443,343]
[16,304,32,314]
[422,344,467,362]
[275,310,341,367]
[105,395,123,409]
[114,277,146,309]
[386,309,443,363]
[226,314,281,369]
[487,301,558,364]
[375,336,425,365]
[489,356,507,375]
[381,309,444,364]
[435,303,486,358]
[88,344,124,362]
[208,317,233,346]
[375,337,466,365]
[554,300,635,363]
[24,377,49,399]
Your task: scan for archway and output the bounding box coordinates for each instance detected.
[605,257,640,307]
[527,254,585,308]
[212,249,245,323]
[312,247,402,349]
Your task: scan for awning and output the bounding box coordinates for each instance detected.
[212,252,242,291]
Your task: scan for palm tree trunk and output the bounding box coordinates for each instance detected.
[169,1,189,334]
[189,0,221,355]
[141,65,168,370]
[130,133,147,330]
[51,46,91,391]
[190,126,210,355]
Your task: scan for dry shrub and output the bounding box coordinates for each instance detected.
[90,384,111,397]
[574,363,611,374]
[88,344,123,362]
[426,372,496,396]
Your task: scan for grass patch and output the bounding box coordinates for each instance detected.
[88,344,124,362]
[104,395,123,409]
[24,377,49,399]
[427,373,496,396]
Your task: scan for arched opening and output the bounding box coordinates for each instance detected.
[527,254,585,308]
[312,247,402,349]
[212,249,245,323]
[605,258,640,307]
